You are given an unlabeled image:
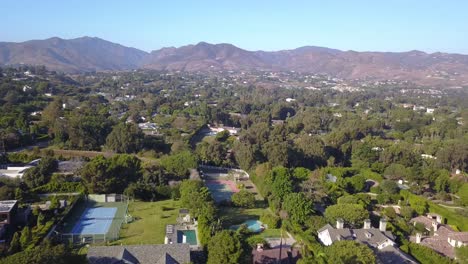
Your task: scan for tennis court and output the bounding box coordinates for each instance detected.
[205,179,239,202]
[71,207,117,235]
[58,196,129,244]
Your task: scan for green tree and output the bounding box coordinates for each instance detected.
[399,206,414,220]
[383,164,407,180]
[49,196,60,211]
[1,239,83,264]
[268,166,293,200]
[231,190,255,208]
[435,174,450,193]
[37,212,46,226]
[207,230,243,264]
[81,154,142,193]
[105,122,144,153]
[407,193,429,215]
[282,192,314,225]
[160,151,197,178]
[292,167,311,181]
[347,175,367,193]
[22,157,58,189]
[324,240,376,264]
[19,226,32,250]
[0,185,15,200]
[179,180,214,218]
[380,180,399,194]
[196,141,226,166]
[458,183,468,206]
[8,232,21,254]
[325,204,369,228]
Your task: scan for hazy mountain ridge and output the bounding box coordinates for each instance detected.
[0,37,148,72]
[1,37,468,85]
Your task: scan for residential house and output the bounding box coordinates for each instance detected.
[318,219,416,263]
[0,200,18,239]
[252,244,301,264]
[87,244,191,264]
[208,125,240,135]
[411,213,468,258]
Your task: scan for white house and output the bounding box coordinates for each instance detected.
[208,125,240,135]
[0,166,33,178]
[447,233,468,247]
[318,219,416,263]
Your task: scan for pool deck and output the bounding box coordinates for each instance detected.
[165,222,201,249]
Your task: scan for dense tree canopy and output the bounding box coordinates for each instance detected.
[231,189,255,208]
[207,230,243,264]
[105,122,144,153]
[324,240,376,264]
[325,204,369,228]
[81,154,142,193]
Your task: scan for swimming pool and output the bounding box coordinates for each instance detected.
[230,220,264,233]
[177,230,197,245]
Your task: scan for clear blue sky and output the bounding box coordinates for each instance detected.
[1,0,467,54]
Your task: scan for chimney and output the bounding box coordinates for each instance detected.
[436,215,442,224]
[432,221,438,232]
[336,218,344,229]
[379,218,387,232]
[363,219,371,229]
[256,244,264,252]
[416,233,422,244]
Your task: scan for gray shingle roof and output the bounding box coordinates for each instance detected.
[352,228,394,248]
[87,244,191,264]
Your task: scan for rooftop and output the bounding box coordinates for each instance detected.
[87,244,191,264]
[0,200,18,213]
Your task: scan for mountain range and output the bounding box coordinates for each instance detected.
[1,36,468,85]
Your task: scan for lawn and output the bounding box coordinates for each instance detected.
[429,202,468,231]
[110,200,180,245]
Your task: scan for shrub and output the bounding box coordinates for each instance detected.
[260,212,280,229]
[408,243,453,264]
[232,190,255,208]
[370,186,382,194]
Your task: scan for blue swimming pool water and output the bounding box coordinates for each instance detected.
[230,220,264,233]
[177,230,197,245]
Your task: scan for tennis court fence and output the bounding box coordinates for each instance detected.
[55,194,130,245]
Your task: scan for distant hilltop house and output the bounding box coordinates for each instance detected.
[208,124,240,135]
[410,213,468,258]
[421,154,437,160]
[138,122,159,130]
[318,218,416,263]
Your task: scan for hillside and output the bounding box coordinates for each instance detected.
[2,37,468,85]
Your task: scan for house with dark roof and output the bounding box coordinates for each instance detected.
[86,244,191,264]
[318,219,416,264]
[252,244,301,264]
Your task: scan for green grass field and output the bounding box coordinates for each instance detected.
[429,202,468,231]
[110,200,180,245]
